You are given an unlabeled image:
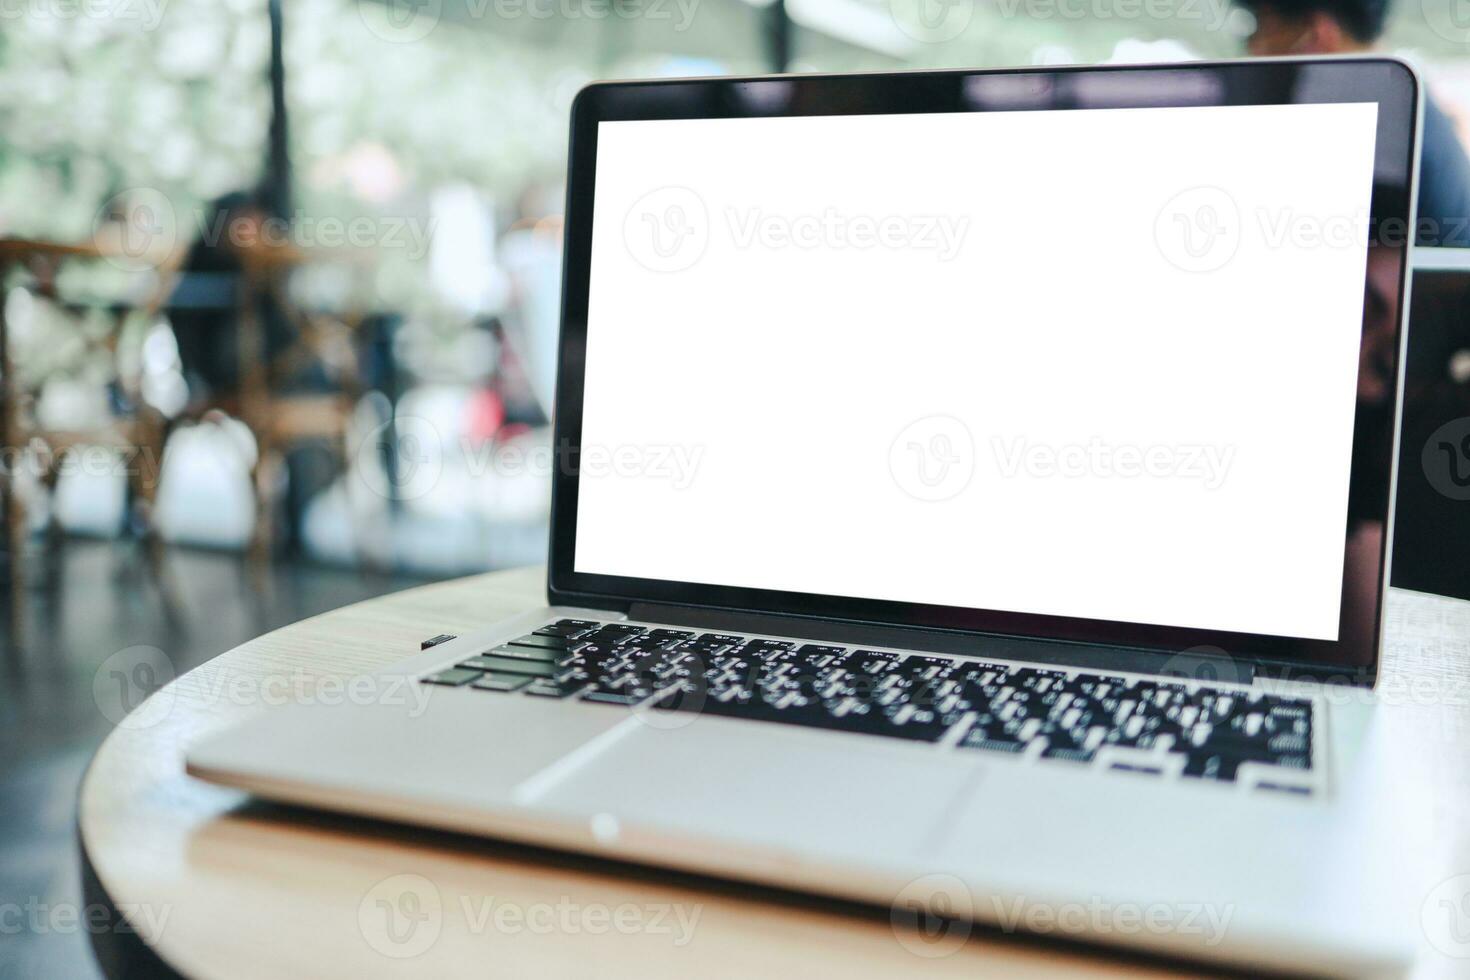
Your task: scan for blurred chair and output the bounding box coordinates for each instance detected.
[0,237,183,652]
[164,220,375,567]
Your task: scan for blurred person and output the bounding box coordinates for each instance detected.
[170,191,262,402]
[170,192,327,406]
[1241,0,1470,245]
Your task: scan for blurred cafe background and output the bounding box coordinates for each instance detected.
[4,0,1470,976]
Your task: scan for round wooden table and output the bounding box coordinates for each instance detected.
[80,567,1470,978]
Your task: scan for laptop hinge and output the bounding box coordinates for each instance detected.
[627,602,1257,684]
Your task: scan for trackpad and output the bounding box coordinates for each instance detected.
[522,720,978,860]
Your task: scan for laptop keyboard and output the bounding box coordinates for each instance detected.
[422,619,1315,788]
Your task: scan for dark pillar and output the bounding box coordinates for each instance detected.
[260,0,291,219]
[763,0,792,74]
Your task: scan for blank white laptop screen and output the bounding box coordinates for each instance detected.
[574,102,1379,642]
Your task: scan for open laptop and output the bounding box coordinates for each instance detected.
[189,58,1422,976]
[1393,247,1470,601]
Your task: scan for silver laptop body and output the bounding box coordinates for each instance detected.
[190,57,1426,976]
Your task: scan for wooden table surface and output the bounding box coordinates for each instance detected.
[78,566,1470,979]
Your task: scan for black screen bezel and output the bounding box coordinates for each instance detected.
[548,57,1418,682]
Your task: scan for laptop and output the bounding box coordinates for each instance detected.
[189,57,1422,976]
[1393,247,1470,601]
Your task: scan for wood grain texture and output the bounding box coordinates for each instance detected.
[77,568,1470,978]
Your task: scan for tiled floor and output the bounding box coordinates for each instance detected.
[0,540,434,980]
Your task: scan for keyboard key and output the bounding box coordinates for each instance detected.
[734,639,794,659]
[507,634,568,650]
[639,628,696,649]
[460,656,557,678]
[473,673,532,692]
[577,625,648,648]
[524,680,578,698]
[422,668,480,687]
[581,690,643,706]
[535,619,602,637]
[793,644,846,664]
[684,633,745,653]
[485,644,560,663]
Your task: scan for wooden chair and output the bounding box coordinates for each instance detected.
[0,238,182,654]
[175,237,374,567]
